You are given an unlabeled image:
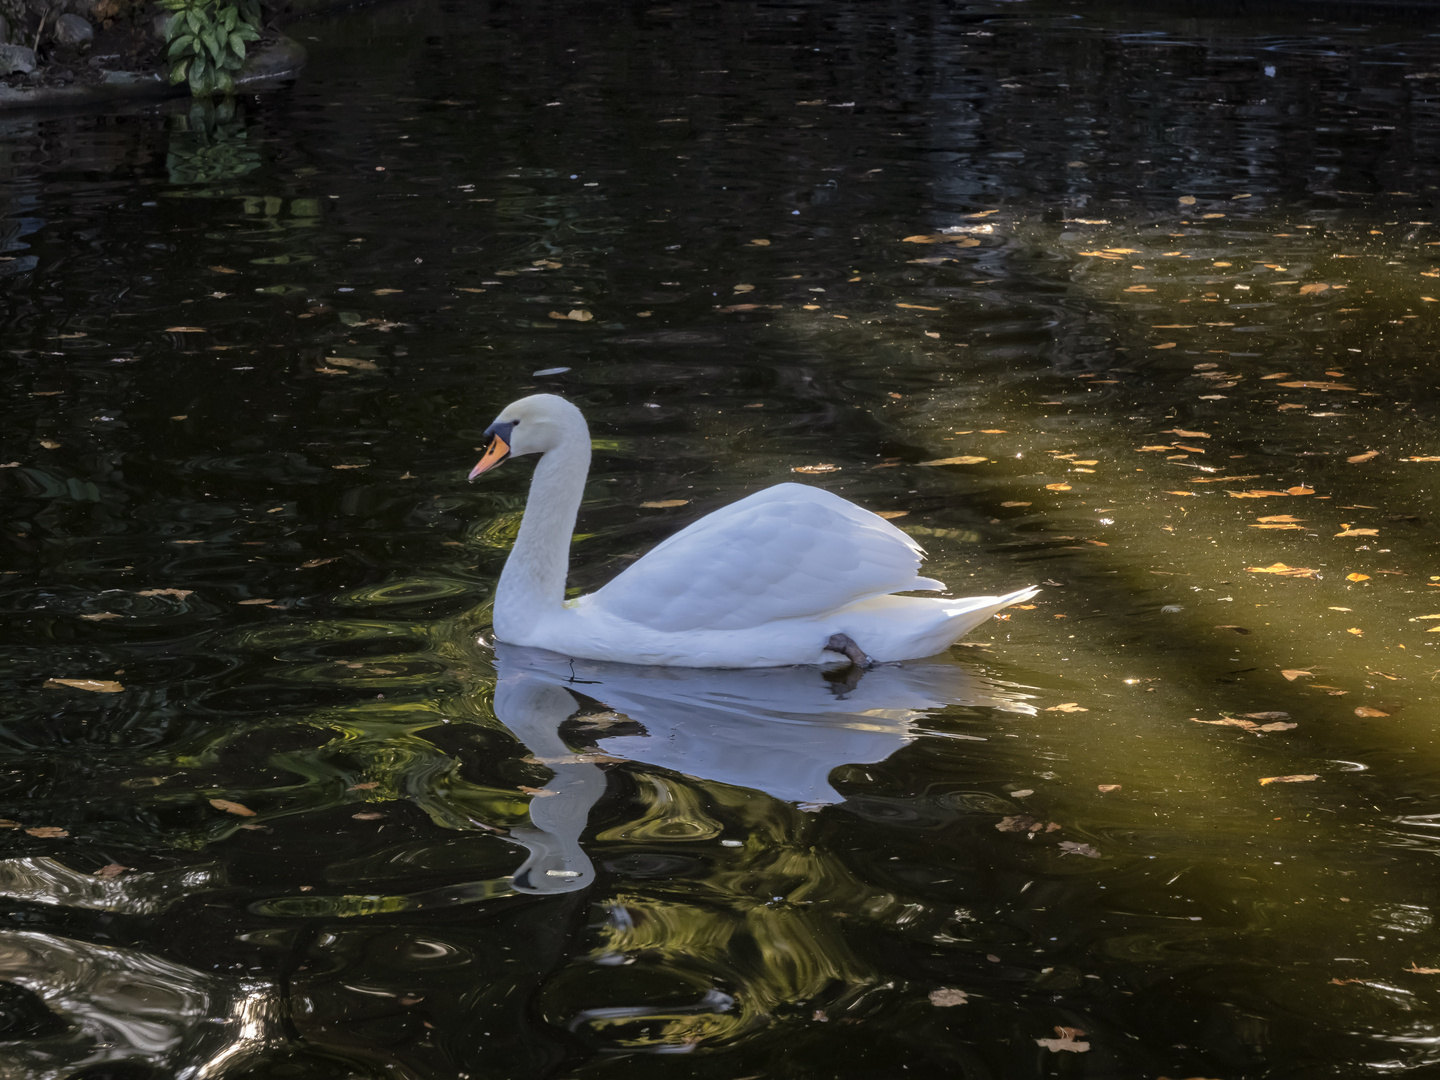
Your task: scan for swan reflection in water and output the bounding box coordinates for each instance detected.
[493,642,1035,894]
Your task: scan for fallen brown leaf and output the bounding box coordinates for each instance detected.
[1163,428,1211,438]
[1098,784,1121,793]
[919,455,987,466]
[94,863,128,879]
[1277,381,1354,391]
[209,798,257,817]
[1347,451,1380,463]
[1246,563,1320,578]
[44,678,124,693]
[1045,703,1088,712]
[792,464,840,474]
[1354,707,1390,718]
[1259,774,1318,785]
[928,988,969,1006]
[1336,528,1379,538]
[25,826,69,838]
[1046,483,1072,491]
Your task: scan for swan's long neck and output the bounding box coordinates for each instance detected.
[494,428,591,635]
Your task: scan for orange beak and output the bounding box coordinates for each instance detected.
[468,434,511,479]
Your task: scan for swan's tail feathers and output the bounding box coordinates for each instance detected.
[936,585,1041,644]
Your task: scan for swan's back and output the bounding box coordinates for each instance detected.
[588,483,942,632]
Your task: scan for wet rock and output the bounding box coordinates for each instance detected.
[0,44,37,75]
[54,13,95,46]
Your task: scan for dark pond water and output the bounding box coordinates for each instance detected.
[4,0,1440,1075]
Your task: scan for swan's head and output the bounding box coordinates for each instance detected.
[469,394,586,479]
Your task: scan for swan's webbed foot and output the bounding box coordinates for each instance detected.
[825,633,874,669]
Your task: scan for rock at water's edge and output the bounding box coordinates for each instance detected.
[54,14,97,46]
[0,44,37,76]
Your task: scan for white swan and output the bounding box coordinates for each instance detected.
[469,394,1037,668]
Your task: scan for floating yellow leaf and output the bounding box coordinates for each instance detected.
[1153,342,1176,349]
[792,464,840,474]
[1166,490,1197,495]
[1278,381,1354,391]
[1347,573,1370,582]
[1045,483,1072,491]
[44,678,123,693]
[25,826,69,838]
[1335,528,1378,538]
[1178,195,1196,205]
[875,510,909,520]
[1405,456,1440,462]
[896,302,941,311]
[749,238,771,246]
[1259,774,1317,785]
[1258,515,1302,523]
[209,798,256,816]
[639,499,689,508]
[208,265,239,273]
[919,455,987,466]
[1163,428,1210,438]
[1280,669,1313,681]
[1247,563,1320,578]
[1000,501,1031,507]
[1044,703,1088,712]
[1354,706,1390,718]
[165,326,207,333]
[1098,784,1121,793]
[373,288,403,295]
[1123,285,1155,293]
[1347,450,1379,463]
[1346,627,1363,636]
[237,598,275,605]
[1287,486,1316,496]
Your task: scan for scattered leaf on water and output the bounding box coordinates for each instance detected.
[792,464,840,474]
[996,815,1043,833]
[1277,381,1355,391]
[1098,784,1121,793]
[1354,707,1390,718]
[919,455,988,466]
[1000,501,1031,507]
[1046,483,1072,491]
[1336,528,1379,538]
[1347,573,1370,582]
[25,826,69,838]
[639,499,689,508]
[895,302,942,310]
[928,988,969,1007]
[1163,429,1210,438]
[1247,564,1320,578]
[1179,195,1197,205]
[300,558,340,568]
[749,238,770,246]
[1244,711,1291,720]
[1058,841,1101,858]
[1259,515,1303,524]
[1045,703,1088,712]
[876,510,909,520]
[1298,283,1331,295]
[1405,456,1440,462]
[1214,625,1251,634]
[94,863,127,879]
[164,326,208,332]
[237,598,275,606]
[373,288,403,295]
[1348,451,1380,463]
[1166,490,1198,496]
[352,812,384,820]
[1346,628,1363,636]
[209,798,256,816]
[136,588,193,599]
[80,613,122,621]
[209,265,239,273]
[327,357,378,371]
[1259,774,1318,785]
[1405,965,1440,974]
[1281,669,1313,681]
[44,678,123,693]
[349,782,379,791]
[1153,342,1177,349]
[1287,486,1316,496]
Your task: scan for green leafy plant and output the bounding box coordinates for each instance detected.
[159,0,261,97]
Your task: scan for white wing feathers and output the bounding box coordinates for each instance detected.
[589,483,943,632]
